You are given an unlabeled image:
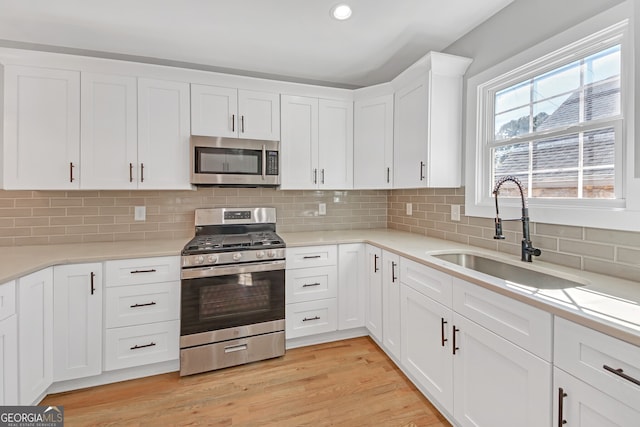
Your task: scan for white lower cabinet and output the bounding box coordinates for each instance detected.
[18,268,53,405]
[285,299,338,339]
[53,263,103,381]
[382,250,401,359]
[364,245,383,342]
[0,280,17,405]
[337,244,366,330]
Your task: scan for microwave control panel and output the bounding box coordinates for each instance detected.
[266,151,279,175]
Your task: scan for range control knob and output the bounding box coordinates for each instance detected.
[256,251,265,259]
[194,255,205,265]
[266,250,276,258]
[207,254,219,264]
[232,253,243,261]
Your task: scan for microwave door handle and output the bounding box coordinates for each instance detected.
[262,144,266,180]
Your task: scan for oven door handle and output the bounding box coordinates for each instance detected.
[181,260,285,279]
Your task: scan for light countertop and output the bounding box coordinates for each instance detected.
[1,229,638,346]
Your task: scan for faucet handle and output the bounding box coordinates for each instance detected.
[493,218,506,240]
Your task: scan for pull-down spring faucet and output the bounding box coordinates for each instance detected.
[493,176,541,262]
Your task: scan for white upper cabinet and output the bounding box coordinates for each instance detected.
[81,72,138,189]
[191,84,280,141]
[354,93,394,189]
[2,65,80,190]
[392,52,471,189]
[280,95,353,190]
[137,78,191,190]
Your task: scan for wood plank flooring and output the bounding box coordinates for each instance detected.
[42,337,451,426]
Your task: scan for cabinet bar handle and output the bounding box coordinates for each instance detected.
[391,261,397,283]
[90,272,96,295]
[131,269,157,274]
[374,254,379,273]
[441,318,448,347]
[130,342,156,350]
[321,168,325,184]
[129,163,133,182]
[70,162,75,182]
[302,282,321,288]
[130,302,157,308]
[603,365,640,386]
[420,161,425,181]
[558,387,567,426]
[140,163,144,182]
[303,255,321,259]
[241,115,245,133]
[302,316,320,322]
[387,167,390,183]
[313,168,318,184]
[452,326,460,355]
[232,114,235,132]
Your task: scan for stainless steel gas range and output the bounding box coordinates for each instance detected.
[179,207,285,376]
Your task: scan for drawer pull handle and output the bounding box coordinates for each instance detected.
[130,342,156,350]
[558,387,567,426]
[130,302,157,308]
[302,282,321,288]
[303,255,321,259]
[603,365,640,386]
[441,318,448,347]
[452,326,460,355]
[302,316,320,322]
[224,344,248,353]
[131,269,157,274]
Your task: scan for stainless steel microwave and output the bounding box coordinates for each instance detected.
[190,136,280,186]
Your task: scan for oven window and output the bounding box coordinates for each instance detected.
[181,269,284,336]
[196,147,261,175]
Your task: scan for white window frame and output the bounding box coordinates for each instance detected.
[465,1,639,231]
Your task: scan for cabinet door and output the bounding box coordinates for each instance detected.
[365,245,383,342]
[238,89,280,140]
[53,263,102,382]
[553,367,639,427]
[0,315,18,405]
[318,99,353,189]
[382,251,401,360]
[190,84,238,137]
[393,76,428,189]
[354,94,394,189]
[81,72,137,189]
[280,95,318,189]
[452,313,551,427]
[338,243,366,330]
[3,66,80,189]
[138,78,191,189]
[401,284,453,414]
[18,268,53,405]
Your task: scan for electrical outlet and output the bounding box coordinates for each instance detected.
[134,206,146,221]
[451,204,461,221]
[318,203,326,215]
[406,203,412,216]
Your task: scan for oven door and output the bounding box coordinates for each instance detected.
[180,260,285,339]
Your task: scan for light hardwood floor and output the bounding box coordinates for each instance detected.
[42,337,451,426]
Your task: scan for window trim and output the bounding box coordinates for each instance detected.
[465,2,639,231]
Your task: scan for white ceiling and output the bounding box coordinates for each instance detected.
[0,0,514,88]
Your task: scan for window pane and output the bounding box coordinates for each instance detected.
[584,80,620,121]
[533,61,580,101]
[532,171,578,198]
[533,94,577,131]
[585,45,620,85]
[583,168,615,198]
[533,134,579,171]
[584,127,615,167]
[495,81,530,114]
[495,107,530,140]
[493,142,529,176]
[494,173,530,198]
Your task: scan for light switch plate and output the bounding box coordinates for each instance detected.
[451,204,461,221]
[318,203,326,215]
[134,206,146,221]
[406,203,412,216]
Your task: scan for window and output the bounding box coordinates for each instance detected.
[490,45,621,200]
[465,5,640,231]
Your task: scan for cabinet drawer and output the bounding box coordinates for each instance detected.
[286,266,337,303]
[286,245,337,269]
[555,317,640,409]
[285,299,337,339]
[105,256,179,287]
[452,278,552,361]
[400,258,452,306]
[104,320,179,371]
[105,282,180,328]
[0,281,16,321]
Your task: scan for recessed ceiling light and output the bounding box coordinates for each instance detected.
[331,4,352,21]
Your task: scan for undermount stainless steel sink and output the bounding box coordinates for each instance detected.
[432,253,586,290]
